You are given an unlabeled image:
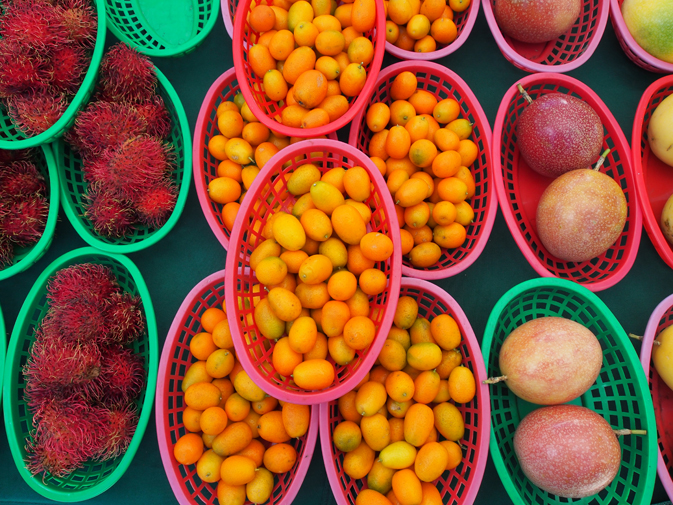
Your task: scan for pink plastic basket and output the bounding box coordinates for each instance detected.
[193,68,337,250]
[640,293,673,502]
[492,72,641,292]
[156,269,319,505]
[225,139,402,405]
[221,0,235,38]
[348,60,496,280]
[632,76,673,271]
[385,0,480,61]
[482,0,608,73]
[319,277,490,505]
[610,0,673,74]
[232,0,386,138]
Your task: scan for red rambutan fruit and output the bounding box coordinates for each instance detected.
[0,233,14,268]
[134,179,178,229]
[97,43,157,104]
[0,0,69,51]
[46,262,120,308]
[0,195,48,246]
[0,40,49,98]
[105,292,145,344]
[93,403,138,461]
[0,148,33,165]
[0,161,47,199]
[7,90,69,136]
[48,43,88,94]
[55,0,97,48]
[134,96,172,140]
[83,185,136,238]
[97,345,144,403]
[41,297,111,344]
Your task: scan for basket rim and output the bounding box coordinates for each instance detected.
[224,138,402,405]
[482,276,658,505]
[631,74,673,271]
[57,65,193,254]
[232,0,386,138]
[609,0,673,73]
[221,0,234,39]
[491,71,642,292]
[0,0,107,150]
[482,0,609,73]
[1,246,159,503]
[641,293,673,502]
[348,59,497,281]
[384,0,481,60]
[105,0,221,58]
[319,276,491,505]
[0,144,61,281]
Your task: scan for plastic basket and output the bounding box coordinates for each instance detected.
[0,304,5,405]
[482,277,657,505]
[225,139,402,405]
[193,68,337,250]
[232,0,386,138]
[320,277,490,505]
[157,269,319,505]
[482,0,608,73]
[55,66,192,254]
[105,0,220,58]
[221,0,235,38]
[0,0,106,150]
[385,0,480,61]
[632,75,673,271]
[348,60,496,280]
[1,246,158,503]
[492,72,641,292]
[0,145,60,281]
[610,0,673,74]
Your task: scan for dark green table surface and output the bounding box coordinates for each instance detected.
[2,3,673,503]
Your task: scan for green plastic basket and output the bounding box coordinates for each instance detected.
[105,0,220,57]
[55,66,192,253]
[0,145,60,281]
[2,247,158,502]
[482,277,657,505]
[0,0,106,150]
[0,304,5,405]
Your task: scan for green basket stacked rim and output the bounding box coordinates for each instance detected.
[0,0,106,150]
[55,66,192,253]
[2,247,159,502]
[0,145,60,281]
[105,0,220,57]
[482,277,658,505]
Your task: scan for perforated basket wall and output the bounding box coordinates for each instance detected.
[492,72,641,292]
[225,139,402,405]
[221,0,235,38]
[482,277,657,505]
[348,60,496,280]
[56,66,192,254]
[2,247,158,503]
[482,0,608,73]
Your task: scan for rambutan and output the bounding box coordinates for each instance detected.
[105,292,145,344]
[97,43,157,104]
[0,0,69,51]
[97,345,144,403]
[134,179,178,229]
[0,161,48,199]
[46,263,120,308]
[47,43,88,94]
[134,96,172,140]
[0,147,33,165]
[55,0,97,48]
[83,185,136,238]
[94,403,138,461]
[0,40,49,98]
[7,90,69,136]
[0,195,48,246]
[0,233,14,268]
[41,296,111,344]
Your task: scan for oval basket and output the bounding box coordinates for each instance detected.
[0,145,60,281]
[225,139,402,405]
[105,0,220,58]
[482,277,657,505]
[385,0,480,61]
[640,293,673,502]
[320,277,490,505]
[55,66,192,254]
[221,0,235,38]
[157,269,319,505]
[193,68,337,250]
[1,246,158,503]
[482,0,608,73]
[492,72,641,292]
[348,60,496,280]
[610,0,673,74]
[232,0,386,138]
[632,75,673,271]
[0,0,106,150]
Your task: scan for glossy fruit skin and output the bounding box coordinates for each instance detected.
[516,93,603,178]
[494,0,582,44]
[653,325,673,391]
[536,169,627,262]
[622,0,673,63]
[514,405,621,498]
[648,93,673,168]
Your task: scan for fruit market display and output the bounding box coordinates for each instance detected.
[621,0,673,64]
[493,0,580,44]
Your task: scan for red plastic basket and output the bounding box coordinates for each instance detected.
[632,76,673,271]
[640,293,673,502]
[348,60,496,280]
[193,68,337,250]
[482,0,608,73]
[385,0,480,61]
[232,0,386,138]
[224,139,402,405]
[492,72,641,292]
[319,277,490,505]
[156,269,319,505]
[222,0,235,38]
[610,0,673,74]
